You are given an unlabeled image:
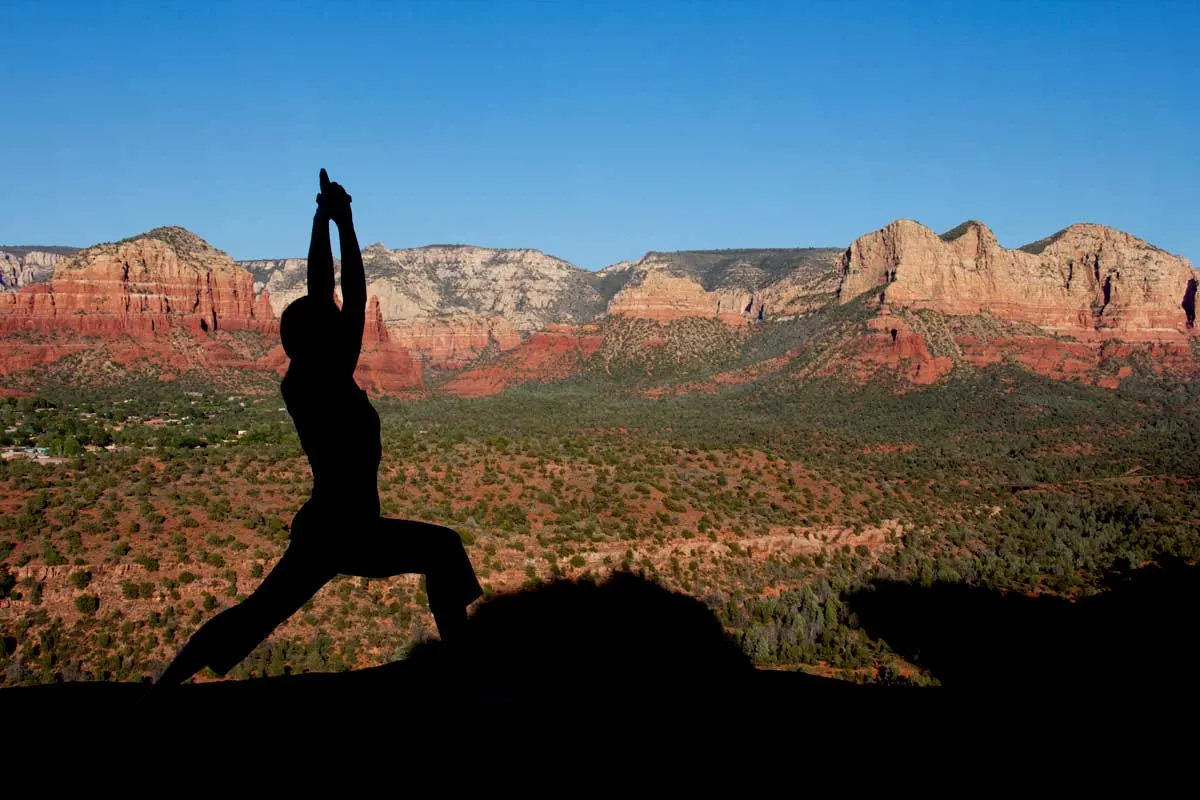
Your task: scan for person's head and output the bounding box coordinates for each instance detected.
[280,295,339,365]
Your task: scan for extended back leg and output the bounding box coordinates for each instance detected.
[156,545,333,687]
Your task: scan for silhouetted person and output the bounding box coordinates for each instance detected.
[155,170,482,688]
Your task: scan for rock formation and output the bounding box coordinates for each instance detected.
[242,257,310,313]
[242,245,846,344]
[352,296,423,393]
[856,310,954,386]
[0,228,267,336]
[5,218,1196,396]
[0,247,76,291]
[0,228,421,393]
[243,245,611,329]
[839,220,1196,338]
[386,316,522,368]
[606,268,751,323]
[440,325,603,397]
[604,248,842,323]
[242,245,614,368]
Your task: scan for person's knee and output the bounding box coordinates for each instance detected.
[430,525,468,559]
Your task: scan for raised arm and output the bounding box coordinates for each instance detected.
[336,214,365,368]
[337,215,365,314]
[318,169,365,371]
[307,202,334,303]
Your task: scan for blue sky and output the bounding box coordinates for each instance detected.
[2,0,1196,268]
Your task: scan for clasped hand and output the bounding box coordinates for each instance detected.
[315,168,352,226]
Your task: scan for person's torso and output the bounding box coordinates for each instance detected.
[282,369,381,515]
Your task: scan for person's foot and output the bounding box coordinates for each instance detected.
[136,675,171,707]
[432,605,469,644]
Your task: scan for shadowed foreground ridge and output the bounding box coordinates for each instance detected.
[5,566,1198,731]
[3,573,797,720]
[406,570,756,699]
[847,556,1200,696]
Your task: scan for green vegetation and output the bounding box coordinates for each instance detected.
[1,341,1198,687]
[939,220,983,242]
[642,247,842,291]
[1017,227,1071,255]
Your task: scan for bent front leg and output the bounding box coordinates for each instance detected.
[342,519,484,640]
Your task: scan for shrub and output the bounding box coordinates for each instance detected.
[75,594,100,615]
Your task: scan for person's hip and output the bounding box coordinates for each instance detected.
[290,499,380,547]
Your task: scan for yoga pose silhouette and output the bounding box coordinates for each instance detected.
[155,170,482,688]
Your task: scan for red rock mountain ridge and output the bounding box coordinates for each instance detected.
[2,221,1195,396]
[830,220,1197,389]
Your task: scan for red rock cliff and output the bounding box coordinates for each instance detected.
[352,296,423,394]
[0,228,422,394]
[0,227,268,336]
[839,220,1196,339]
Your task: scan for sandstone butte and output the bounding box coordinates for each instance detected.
[0,228,421,393]
[840,219,1196,338]
[385,317,523,369]
[833,219,1199,389]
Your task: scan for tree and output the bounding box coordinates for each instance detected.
[75,594,100,615]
